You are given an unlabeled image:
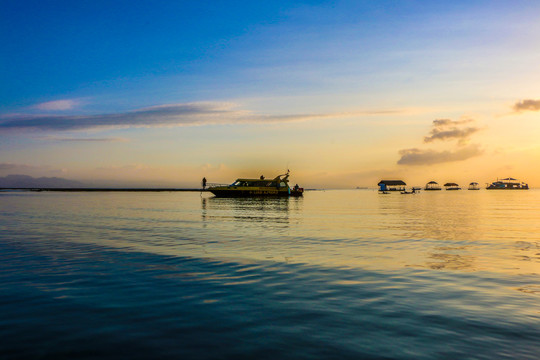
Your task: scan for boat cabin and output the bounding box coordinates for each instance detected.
[231,178,288,189]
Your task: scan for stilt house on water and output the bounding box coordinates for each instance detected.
[424,181,442,191]
[444,182,461,190]
[378,180,406,192]
[468,182,480,190]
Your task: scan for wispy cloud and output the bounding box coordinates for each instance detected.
[424,118,480,144]
[0,102,399,133]
[44,137,130,142]
[397,145,483,165]
[0,162,68,176]
[0,163,33,171]
[35,99,79,111]
[512,99,540,112]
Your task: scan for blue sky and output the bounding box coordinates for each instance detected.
[1,1,540,187]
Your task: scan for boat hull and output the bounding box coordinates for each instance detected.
[486,188,528,190]
[209,188,303,197]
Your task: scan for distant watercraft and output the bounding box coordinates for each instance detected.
[486,178,528,190]
[208,171,303,197]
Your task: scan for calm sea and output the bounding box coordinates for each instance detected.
[1,190,539,359]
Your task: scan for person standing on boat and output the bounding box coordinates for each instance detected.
[202,177,207,190]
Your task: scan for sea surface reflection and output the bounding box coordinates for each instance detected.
[0,190,539,359]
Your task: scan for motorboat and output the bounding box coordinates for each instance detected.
[486,178,528,190]
[208,171,303,197]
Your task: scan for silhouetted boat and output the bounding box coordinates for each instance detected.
[208,171,303,197]
[444,182,461,190]
[468,182,480,190]
[401,188,418,194]
[486,178,528,190]
[424,181,441,191]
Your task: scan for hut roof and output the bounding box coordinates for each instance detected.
[378,180,406,186]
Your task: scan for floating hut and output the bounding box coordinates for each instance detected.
[378,180,406,192]
[424,181,442,191]
[468,182,480,190]
[444,182,461,190]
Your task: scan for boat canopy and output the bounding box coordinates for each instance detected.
[231,173,290,187]
[469,182,479,185]
[378,180,406,186]
[444,182,459,187]
[427,181,438,184]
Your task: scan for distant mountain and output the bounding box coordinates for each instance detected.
[0,174,84,188]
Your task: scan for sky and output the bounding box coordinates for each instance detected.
[1,0,540,188]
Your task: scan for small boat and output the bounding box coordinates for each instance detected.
[486,178,529,190]
[468,182,480,190]
[444,182,461,190]
[401,188,419,194]
[424,181,442,191]
[208,171,303,197]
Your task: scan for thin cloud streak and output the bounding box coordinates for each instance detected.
[0,103,401,133]
[0,163,34,171]
[35,99,79,111]
[397,144,483,165]
[45,137,130,142]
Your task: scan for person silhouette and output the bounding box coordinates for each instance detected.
[202,177,207,189]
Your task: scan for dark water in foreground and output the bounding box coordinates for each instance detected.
[0,190,539,359]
